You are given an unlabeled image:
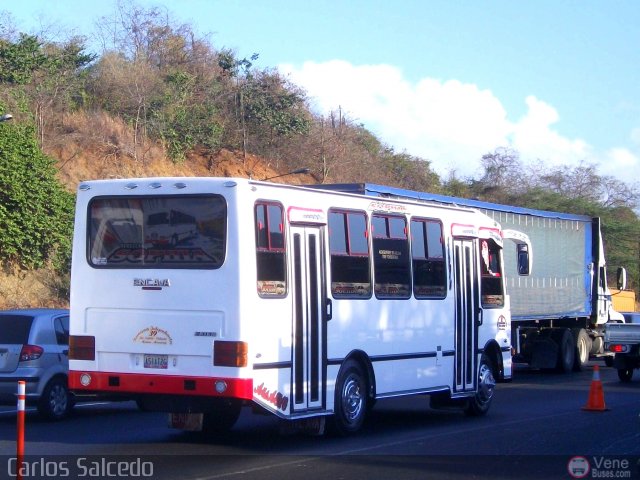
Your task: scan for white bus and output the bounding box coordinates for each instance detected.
[69,177,531,435]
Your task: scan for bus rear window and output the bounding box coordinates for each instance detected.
[88,195,226,268]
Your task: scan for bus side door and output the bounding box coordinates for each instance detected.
[290,225,326,412]
[452,238,479,393]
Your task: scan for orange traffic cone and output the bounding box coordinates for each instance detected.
[582,365,609,412]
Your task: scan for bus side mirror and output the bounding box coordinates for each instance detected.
[617,267,627,291]
[517,244,530,276]
[502,229,532,277]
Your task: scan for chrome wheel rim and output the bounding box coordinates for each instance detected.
[341,374,364,424]
[49,384,68,417]
[476,363,496,405]
[578,336,589,363]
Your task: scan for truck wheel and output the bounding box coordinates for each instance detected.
[331,360,368,435]
[465,354,496,416]
[590,336,604,355]
[617,368,634,382]
[551,328,575,373]
[572,328,591,371]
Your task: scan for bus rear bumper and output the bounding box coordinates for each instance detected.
[69,370,253,400]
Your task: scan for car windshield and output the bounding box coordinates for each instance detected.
[0,315,34,343]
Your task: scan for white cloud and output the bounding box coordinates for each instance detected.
[600,148,640,179]
[279,60,640,183]
[511,96,592,167]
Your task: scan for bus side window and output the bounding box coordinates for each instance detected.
[255,202,286,297]
[328,210,371,298]
[480,239,504,307]
[372,214,411,299]
[410,218,446,298]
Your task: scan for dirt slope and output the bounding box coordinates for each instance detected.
[0,111,313,309]
[48,111,314,190]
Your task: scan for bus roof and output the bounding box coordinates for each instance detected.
[308,183,593,223]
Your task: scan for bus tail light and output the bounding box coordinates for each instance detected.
[214,341,248,367]
[69,335,96,361]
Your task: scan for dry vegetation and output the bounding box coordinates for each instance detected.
[0,265,67,309]
[0,5,442,309]
[1,2,639,309]
[0,110,313,309]
[52,111,314,189]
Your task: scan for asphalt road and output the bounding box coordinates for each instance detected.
[0,363,639,480]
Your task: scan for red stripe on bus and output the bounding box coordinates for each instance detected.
[69,371,253,400]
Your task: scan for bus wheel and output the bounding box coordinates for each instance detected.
[202,399,242,435]
[465,355,495,417]
[332,360,367,435]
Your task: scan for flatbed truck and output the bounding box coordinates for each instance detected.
[312,183,625,373]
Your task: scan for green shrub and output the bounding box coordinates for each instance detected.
[0,121,74,272]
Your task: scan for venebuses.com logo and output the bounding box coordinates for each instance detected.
[568,456,633,479]
[568,457,590,478]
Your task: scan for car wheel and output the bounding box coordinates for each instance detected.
[618,368,633,382]
[38,377,73,421]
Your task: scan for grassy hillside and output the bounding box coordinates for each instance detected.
[0,111,312,309]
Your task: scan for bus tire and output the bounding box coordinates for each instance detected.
[331,360,367,435]
[465,354,495,416]
[202,399,242,435]
[572,328,591,371]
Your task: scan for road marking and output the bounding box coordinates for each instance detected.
[75,402,114,408]
[0,402,119,416]
[189,407,596,480]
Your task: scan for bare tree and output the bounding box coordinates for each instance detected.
[479,147,524,194]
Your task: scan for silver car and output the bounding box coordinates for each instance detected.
[0,308,73,420]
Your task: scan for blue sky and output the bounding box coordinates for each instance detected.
[4,0,640,182]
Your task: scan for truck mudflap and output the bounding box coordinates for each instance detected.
[520,328,575,372]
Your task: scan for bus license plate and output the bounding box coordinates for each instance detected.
[144,354,168,369]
